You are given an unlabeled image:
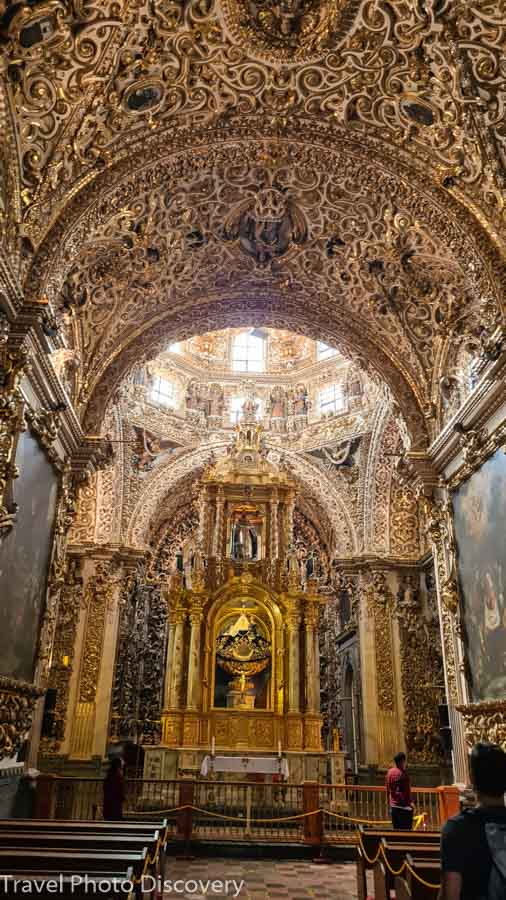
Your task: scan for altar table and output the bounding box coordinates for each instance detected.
[200,755,289,778]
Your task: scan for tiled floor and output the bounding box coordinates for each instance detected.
[163,857,360,899]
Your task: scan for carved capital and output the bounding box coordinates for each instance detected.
[285,596,301,630]
[169,605,187,627]
[303,599,320,629]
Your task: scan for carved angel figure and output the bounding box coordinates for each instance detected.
[223,183,308,267]
[132,426,177,472]
[321,441,351,467]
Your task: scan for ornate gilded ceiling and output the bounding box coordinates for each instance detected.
[1,0,505,454]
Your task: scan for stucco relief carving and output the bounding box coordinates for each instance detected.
[20,109,505,454]
[364,402,402,556]
[5,1,506,242]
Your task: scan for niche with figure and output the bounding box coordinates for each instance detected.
[229,505,264,561]
[212,602,272,711]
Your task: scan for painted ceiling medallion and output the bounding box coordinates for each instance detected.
[219,0,362,63]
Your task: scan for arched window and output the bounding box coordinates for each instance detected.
[232,331,265,372]
[317,341,337,361]
[319,383,344,415]
[150,375,176,407]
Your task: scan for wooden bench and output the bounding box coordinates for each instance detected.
[395,855,441,900]
[356,827,439,900]
[0,832,159,865]
[0,848,151,898]
[0,818,167,834]
[0,848,148,877]
[373,841,440,900]
[0,871,135,899]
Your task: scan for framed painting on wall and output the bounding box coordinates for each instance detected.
[452,449,506,701]
[0,429,59,682]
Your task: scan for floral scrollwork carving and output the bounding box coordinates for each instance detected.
[39,556,83,754]
[79,561,119,704]
[0,676,43,758]
[25,406,61,465]
[363,571,395,712]
[450,421,506,489]
[457,701,506,754]
[394,573,444,765]
[35,468,79,689]
[0,340,29,542]
[440,574,460,617]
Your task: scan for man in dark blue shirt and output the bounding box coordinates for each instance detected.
[441,742,506,899]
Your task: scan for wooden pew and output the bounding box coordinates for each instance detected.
[0,818,167,834]
[356,827,439,900]
[395,855,441,900]
[0,873,135,899]
[373,841,439,900]
[0,849,149,880]
[0,829,160,876]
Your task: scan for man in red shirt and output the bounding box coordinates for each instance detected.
[386,752,413,829]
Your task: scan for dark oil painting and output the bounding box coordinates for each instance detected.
[0,430,58,682]
[452,449,506,701]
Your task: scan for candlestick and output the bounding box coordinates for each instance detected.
[211,736,215,757]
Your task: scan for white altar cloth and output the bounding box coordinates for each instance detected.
[200,755,289,778]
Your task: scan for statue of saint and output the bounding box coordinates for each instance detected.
[232,518,259,560]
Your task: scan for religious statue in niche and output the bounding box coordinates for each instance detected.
[185,379,223,420]
[291,383,309,416]
[223,179,308,268]
[346,369,363,406]
[131,426,179,472]
[266,386,287,432]
[186,378,200,412]
[208,384,225,420]
[215,611,271,710]
[230,507,263,561]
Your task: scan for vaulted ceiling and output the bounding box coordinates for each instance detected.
[2,1,505,451]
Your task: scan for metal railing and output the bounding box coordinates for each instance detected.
[51,777,443,843]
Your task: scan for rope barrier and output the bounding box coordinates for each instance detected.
[324,809,392,826]
[405,860,441,890]
[126,803,430,828]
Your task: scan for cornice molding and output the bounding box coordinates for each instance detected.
[429,350,506,480]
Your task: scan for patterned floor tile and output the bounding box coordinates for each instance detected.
[163,857,359,899]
